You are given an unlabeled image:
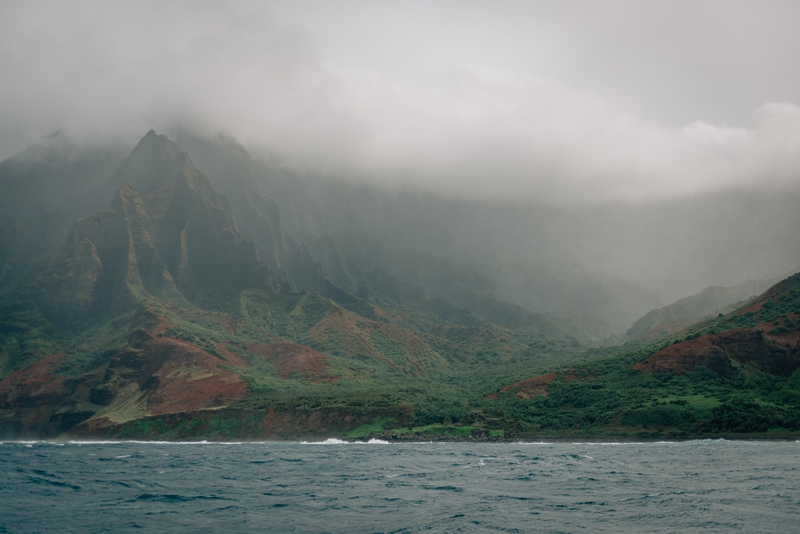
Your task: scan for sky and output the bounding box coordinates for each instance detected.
[2,0,800,204]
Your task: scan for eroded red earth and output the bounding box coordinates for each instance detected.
[0,314,253,436]
[634,329,800,378]
[0,353,69,408]
[136,336,249,415]
[308,307,447,377]
[496,369,596,400]
[248,343,338,382]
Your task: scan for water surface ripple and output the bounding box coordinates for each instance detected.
[1,440,798,533]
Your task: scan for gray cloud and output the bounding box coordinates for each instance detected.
[2,0,800,203]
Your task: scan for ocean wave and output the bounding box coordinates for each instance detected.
[300,438,391,445]
[3,440,798,532]
[134,493,228,503]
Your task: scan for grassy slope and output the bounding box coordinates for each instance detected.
[6,266,798,441]
[0,131,588,440]
[625,277,782,340]
[463,273,800,439]
[0,274,586,437]
[5,131,797,440]
[316,274,800,441]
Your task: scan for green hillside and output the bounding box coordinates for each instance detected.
[465,273,800,439]
[0,131,582,439]
[625,276,785,341]
[1,130,798,441]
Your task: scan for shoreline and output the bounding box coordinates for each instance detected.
[3,432,799,444]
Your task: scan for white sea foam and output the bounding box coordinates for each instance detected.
[303,438,392,444]
[302,438,348,445]
[462,458,488,469]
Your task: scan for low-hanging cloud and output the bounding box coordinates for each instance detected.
[2,0,800,204]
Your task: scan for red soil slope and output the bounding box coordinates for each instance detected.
[308,307,448,377]
[138,336,249,415]
[496,369,595,400]
[0,353,74,423]
[634,329,800,378]
[248,343,337,382]
[0,319,252,436]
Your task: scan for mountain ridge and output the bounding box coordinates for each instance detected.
[626,275,792,341]
[0,130,584,439]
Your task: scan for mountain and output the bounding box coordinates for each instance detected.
[0,131,125,228]
[32,131,285,329]
[476,260,663,341]
[168,130,301,272]
[625,276,787,341]
[634,272,800,378]
[171,132,664,341]
[171,132,579,338]
[2,129,797,441]
[472,272,800,438]
[0,132,128,293]
[0,131,580,439]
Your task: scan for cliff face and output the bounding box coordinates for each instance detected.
[633,329,799,379]
[0,132,289,436]
[0,326,250,438]
[27,131,283,330]
[168,131,302,272]
[1,131,584,440]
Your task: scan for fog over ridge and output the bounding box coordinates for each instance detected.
[2,1,800,204]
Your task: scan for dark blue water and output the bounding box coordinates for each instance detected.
[1,439,798,533]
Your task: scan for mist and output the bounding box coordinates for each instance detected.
[3,1,800,204]
[3,0,800,323]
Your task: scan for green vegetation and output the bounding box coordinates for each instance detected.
[479,361,799,437]
[345,417,397,438]
[391,423,474,437]
[1,130,798,442]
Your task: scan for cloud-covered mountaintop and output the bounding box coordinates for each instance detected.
[2,1,800,203]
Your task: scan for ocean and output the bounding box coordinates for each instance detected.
[1,439,798,533]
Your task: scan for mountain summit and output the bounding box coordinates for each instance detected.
[0,131,578,439]
[32,131,283,329]
[2,129,796,441]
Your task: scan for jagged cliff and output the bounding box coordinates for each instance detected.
[0,131,578,439]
